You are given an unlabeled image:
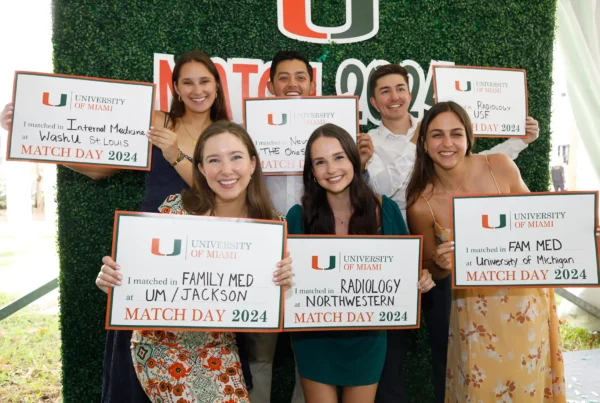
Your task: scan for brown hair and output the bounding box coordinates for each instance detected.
[301,123,380,235]
[369,64,410,96]
[181,121,273,219]
[168,50,229,127]
[405,101,475,208]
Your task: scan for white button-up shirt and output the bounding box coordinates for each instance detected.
[367,118,528,222]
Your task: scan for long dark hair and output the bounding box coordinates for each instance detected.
[167,50,229,128]
[405,101,475,208]
[181,121,273,219]
[301,123,380,235]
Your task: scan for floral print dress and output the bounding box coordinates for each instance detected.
[434,221,566,403]
[130,194,250,403]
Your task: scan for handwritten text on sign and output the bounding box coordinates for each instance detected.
[284,236,422,331]
[107,212,285,331]
[243,97,358,175]
[8,72,154,169]
[452,192,599,288]
[433,66,527,137]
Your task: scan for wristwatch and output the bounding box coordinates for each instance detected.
[171,149,186,167]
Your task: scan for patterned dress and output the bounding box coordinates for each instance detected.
[130,194,250,403]
[432,222,566,403]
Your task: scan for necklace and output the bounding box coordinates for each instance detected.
[437,160,470,195]
[333,211,352,225]
[182,121,200,145]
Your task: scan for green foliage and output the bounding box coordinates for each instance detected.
[52,0,557,401]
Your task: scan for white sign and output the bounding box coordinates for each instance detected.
[243,96,359,174]
[452,192,600,287]
[433,66,527,137]
[107,212,285,331]
[284,236,422,330]
[8,72,155,169]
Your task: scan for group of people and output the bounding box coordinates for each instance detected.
[3,48,597,403]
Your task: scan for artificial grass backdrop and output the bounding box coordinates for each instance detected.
[52,0,556,401]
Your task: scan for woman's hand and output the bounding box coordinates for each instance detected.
[357,133,374,171]
[1,103,13,130]
[148,126,180,164]
[522,116,539,145]
[96,256,123,294]
[433,241,454,270]
[273,252,293,290]
[418,269,435,292]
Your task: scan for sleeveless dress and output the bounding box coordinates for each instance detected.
[422,156,566,402]
[102,115,191,403]
[286,195,409,386]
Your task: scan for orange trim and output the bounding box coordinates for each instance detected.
[282,234,424,332]
[431,65,528,139]
[449,191,600,289]
[106,211,287,332]
[8,71,155,171]
[242,95,360,175]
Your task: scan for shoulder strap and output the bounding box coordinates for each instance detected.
[420,192,436,224]
[484,155,501,193]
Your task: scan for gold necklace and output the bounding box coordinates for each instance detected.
[437,160,470,195]
[182,121,199,145]
[333,211,352,225]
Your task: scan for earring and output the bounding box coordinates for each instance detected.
[178,95,182,102]
[215,93,217,99]
[313,176,317,183]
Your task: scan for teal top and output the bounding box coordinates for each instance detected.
[286,195,408,386]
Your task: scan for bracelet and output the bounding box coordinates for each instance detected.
[171,149,186,167]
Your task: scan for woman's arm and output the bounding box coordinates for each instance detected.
[407,198,449,280]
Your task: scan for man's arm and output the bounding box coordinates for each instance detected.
[477,116,539,160]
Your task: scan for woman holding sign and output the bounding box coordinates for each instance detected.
[286,123,434,403]
[405,101,567,402]
[97,120,294,402]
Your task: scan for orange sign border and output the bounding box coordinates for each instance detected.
[7,71,156,171]
[105,211,288,333]
[431,64,528,139]
[283,234,424,332]
[242,95,360,176]
[449,190,600,289]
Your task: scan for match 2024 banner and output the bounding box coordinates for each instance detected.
[452,192,600,288]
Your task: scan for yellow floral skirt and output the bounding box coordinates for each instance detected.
[445,288,566,402]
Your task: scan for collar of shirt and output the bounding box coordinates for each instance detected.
[372,116,420,144]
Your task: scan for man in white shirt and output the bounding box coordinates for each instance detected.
[366,64,539,403]
[246,50,373,403]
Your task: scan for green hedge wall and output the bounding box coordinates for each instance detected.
[53,0,557,401]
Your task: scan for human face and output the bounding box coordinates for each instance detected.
[174,61,217,114]
[369,74,411,122]
[311,136,354,195]
[424,111,469,170]
[268,59,315,97]
[199,132,256,204]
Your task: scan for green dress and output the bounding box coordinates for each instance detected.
[286,195,409,386]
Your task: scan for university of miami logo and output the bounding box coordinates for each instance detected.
[151,238,182,256]
[42,92,67,107]
[311,255,336,270]
[277,0,379,44]
[454,81,472,92]
[481,214,507,229]
[267,113,288,126]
